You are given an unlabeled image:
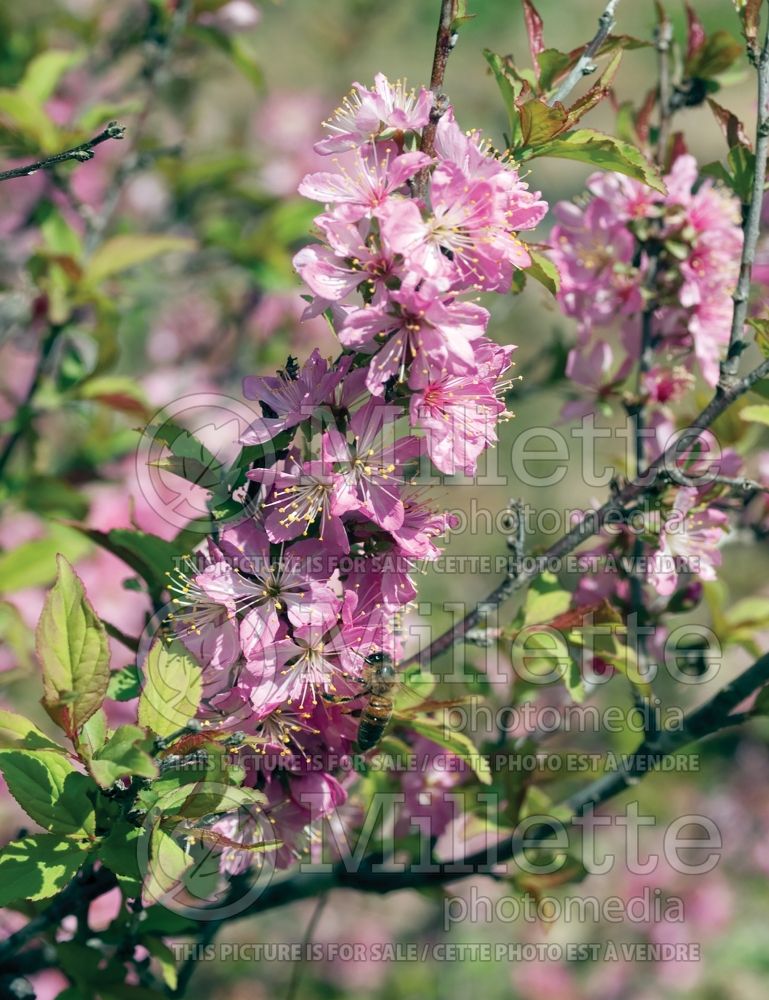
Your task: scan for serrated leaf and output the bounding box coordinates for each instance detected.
[149,454,223,489]
[0,709,67,753]
[537,48,572,92]
[483,49,525,143]
[37,555,110,737]
[519,99,569,146]
[0,834,88,906]
[138,639,202,738]
[90,724,158,788]
[522,0,545,66]
[707,99,752,150]
[405,719,491,785]
[84,235,195,285]
[527,128,666,193]
[0,750,96,834]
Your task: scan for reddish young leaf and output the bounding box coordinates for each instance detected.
[707,98,753,151]
[521,0,545,67]
[684,1,706,61]
[566,49,623,127]
[742,0,762,54]
[635,87,657,144]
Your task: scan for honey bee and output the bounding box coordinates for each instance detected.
[325,651,472,753]
[356,651,398,752]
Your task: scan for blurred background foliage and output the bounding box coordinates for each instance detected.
[2,1,769,998]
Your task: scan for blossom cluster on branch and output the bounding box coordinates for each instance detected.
[168,74,547,866]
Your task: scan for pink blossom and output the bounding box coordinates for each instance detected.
[409,340,513,475]
[298,142,431,223]
[315,74,433,155]
[647,489,729,595]
[241,349,347,444]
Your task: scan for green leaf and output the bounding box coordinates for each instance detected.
[78,709,108,759]
[525,249,560,295]
[740,404,769,426]
[97,819,144,895]
[138,639,202,738]
[144,938,178,992]
[107,663,142,702]
[141,826,194,907]
[523,572,571,626]
[144,419,220,478]
[0,601,35,673]
[0,750,96,834]
[0,89,59,150]
[686,30,743,79]
[526,129,666,193]
[749,319,769,358]
[405,719,492,785]
[483,49,524,143]
[90,725,158,788]
[19,50,84,104]
[37,555,110,737]
[0,709,67,753]
[0,834,88,906]
[537,48,572,92]
[0,525,91,593]
[76,527,182,598]
[519,99,569,147]
[84,235,195,285]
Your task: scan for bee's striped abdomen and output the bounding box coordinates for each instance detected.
[356,695,393,752]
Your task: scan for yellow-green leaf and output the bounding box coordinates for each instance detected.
[36,555,110,737]
[0,750,96,835]
[138,639,202,739]
[84,235,195,285]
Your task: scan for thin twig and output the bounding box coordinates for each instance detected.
[721,5,769,388]
[419,0,462,160]
[0,325,60,480]
[655,14,674,163]
[5,650,767,971]
[548,0,623,107]
[0,123,125,183]
[207,650,769,910]
[400,353,769,671]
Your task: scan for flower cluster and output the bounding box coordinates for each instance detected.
[550,153,743,397]
[168,75,544,866]
[548,154,742,608]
